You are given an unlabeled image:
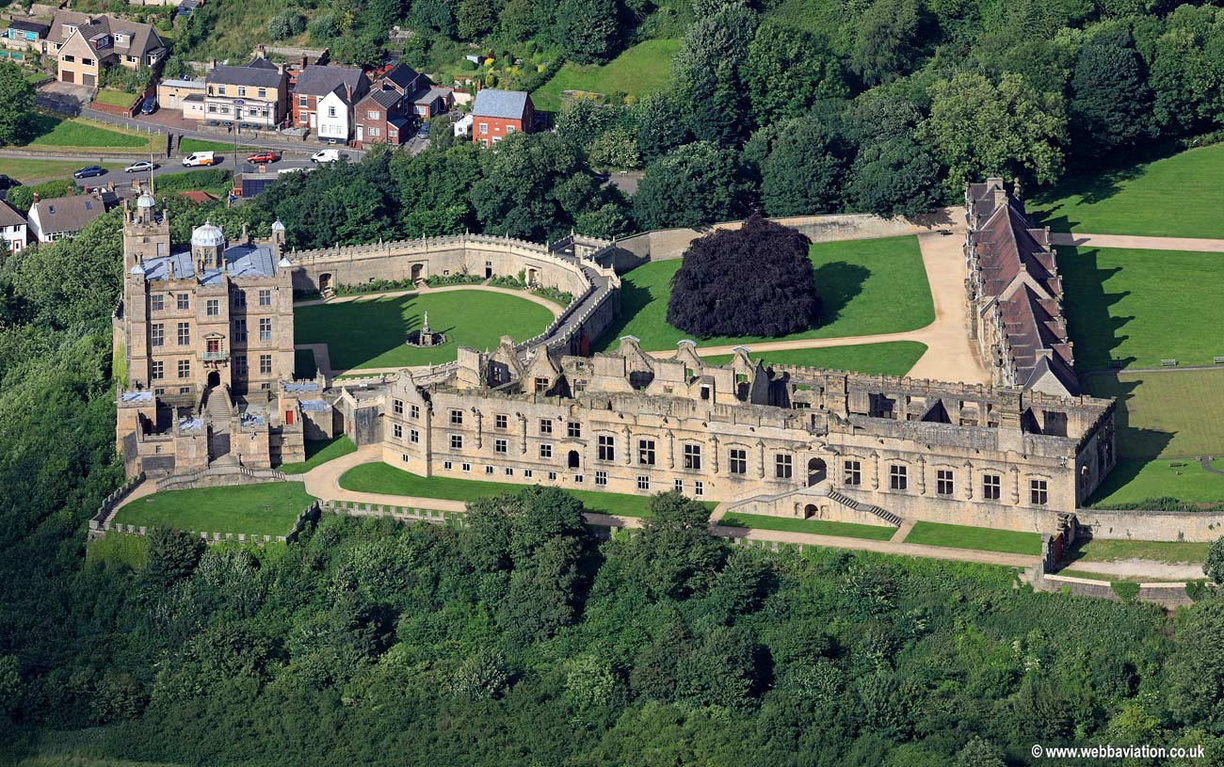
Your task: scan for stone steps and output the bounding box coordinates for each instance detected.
[826,488,903,527]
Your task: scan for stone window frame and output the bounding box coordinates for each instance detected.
[889,463,908,491]
[494,438,508,454]
[539,418,553,435]
[1030,477,1050,506]
[597,433,615,462]
[176,321,190,345]
[637,438,656,466]
[392,423,403,439]
[150,294,164,312]
[177,293,189,310]
[150,323,164,347]
[410,404,420,419]
[595,470,607,486]
[981,470,1003,501]
[682,443,703,472]
[935,467,955,497]
[206,299,219,317]
[637,475,650,491]
[843,458,862,486]
[177,359,190,379]
[450,409,464,426]
[727,446,748,475]
[450,434,463,450]
[539,443,553,459]
[409,428,419,444]
[392,398,404,415]
[774,452,793,480]
[258,354,272,374]
[567,421,582,438]
[494,414,508,430]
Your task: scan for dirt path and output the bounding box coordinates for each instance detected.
[293,284,566,316]
[1050,232,1224,252]
[1064,559,1203,581]
[643,227,990,385]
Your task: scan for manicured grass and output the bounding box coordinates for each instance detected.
[294,290,555,371]
[178,138,260,155]
[112,482,317,537]
[531,39,680,112]
[279,436,357,475]
[1087,458,1224,507]
[0,157,121,182]
[1060,246,1224,370]
[1068,538,1209,565]
[339,462,703,518]
[1032,142,1224,238]
[93,88,140,108]
[22,113,153,150]
[903,521,1041,555]
[703,342,927,378]
[719,511,897,540]
[1084,371,1224,459]
[596,236,933,352]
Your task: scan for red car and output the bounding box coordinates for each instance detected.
[247,151,279,164]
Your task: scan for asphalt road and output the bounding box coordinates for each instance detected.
[67,157,317,189]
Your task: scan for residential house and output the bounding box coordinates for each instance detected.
[471,88,534,147]
[0,19,49,62]
[376,62,452,118]
[353,88,412,148]
[292,64,368,142]
[203,57,288,128]
[157,78,206,119]
[48,11,168,87]
[26,192,113,243]
[0,200,27,253]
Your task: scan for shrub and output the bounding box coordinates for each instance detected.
[666,215,820,338]
[7,179,75,211]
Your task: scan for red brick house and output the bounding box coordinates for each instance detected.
[353,88,412,148]
[291,64,369,141]
[471,89,534,147]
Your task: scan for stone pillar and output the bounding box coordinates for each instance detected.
[871,451,880,490]
[964,461,973,500]
[916,456,926,495]
[757,440,765,479]
[473,408,482,449]
[1011,466,1021,505]
[623,425,632,466]
[667,431,675,469]
[519,414,528,455]
[710,436,719,475]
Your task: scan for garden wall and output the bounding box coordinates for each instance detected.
[1076,508,1224,542]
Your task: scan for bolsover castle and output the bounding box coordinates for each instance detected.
[113,178,1116,533]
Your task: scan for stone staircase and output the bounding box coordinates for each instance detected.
[825,488,903,527]
[205,386,233,461]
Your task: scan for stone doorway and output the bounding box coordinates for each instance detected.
[207,370,221,388]
[807,458,827,486]
[319,273,334,294]
[567,450,580,469]
[803,504,818,519]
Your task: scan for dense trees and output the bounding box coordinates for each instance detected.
[633,141,750,229]
[0,62,36,146]
[666,215,820,338]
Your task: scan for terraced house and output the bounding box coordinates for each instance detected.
[203,56,288,128]
[48,11,167,87]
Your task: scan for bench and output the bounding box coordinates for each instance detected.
[1215,357,1224,365]
[1161,359,1178,367]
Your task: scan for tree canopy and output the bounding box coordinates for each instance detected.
[666,215,821,338]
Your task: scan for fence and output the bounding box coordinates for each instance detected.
[93,500,320,545]
[319,499,466,526]
[89,472,146,535]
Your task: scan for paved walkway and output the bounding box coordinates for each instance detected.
[1050,232,1224,252]
[643,228,990,385]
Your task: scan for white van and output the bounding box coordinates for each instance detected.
[310,149,346,164]
[181,151,217,167]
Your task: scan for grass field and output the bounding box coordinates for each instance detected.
[719,512,897,540]
[178,138,261,155]
[0,158,122,182]
[1087,458,1224,507]
[295,290,555,371]
[111,482,316,537]
[338,462,715,518]
[596,236,933,352]
[279,436,357,475]
[531,39,680,112]
[1085,370,1224,459]
[903,521,1041,555]
[703,342,927,377]
[1032,142,1224,238]
[22,114,154,151]
[1068,538,1209,565]
[1061,246,1224,370]
[93,88,139,108]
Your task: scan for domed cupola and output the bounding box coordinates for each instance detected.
[191,220,225,270]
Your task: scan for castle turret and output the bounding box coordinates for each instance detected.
[191,221,226,272]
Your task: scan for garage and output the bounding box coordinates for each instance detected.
[81,73,95,87]
[61,70,74,83]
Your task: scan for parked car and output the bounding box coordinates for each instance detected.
[0,174,18,190]
[310,149,346,164]
[140,95,157,115]
[124,160,156,173]
[246,151,279,164]
[73,165,107,179]
[181,151,218,167]
[417,122,430,138]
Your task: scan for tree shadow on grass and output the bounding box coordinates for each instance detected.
[592,274,657,350]
[1030,148,1174,232]
[1059,248,1135,371]
[21,112,61,144]
[814,261,870,327]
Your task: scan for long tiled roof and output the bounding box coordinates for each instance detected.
[472,88,529,120]
[141,243,278,283]
[294,65,364,98]
[207,62,284,88]
[31,194,106,234]
[968,178,1077,395]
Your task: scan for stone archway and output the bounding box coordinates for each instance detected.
[807,458,827,486]
[567,450,580,469]
[410,264,423,282]
[319,273,334,293]
[526,267,538,286]
[803,503,818,519]
[207,370,221,388]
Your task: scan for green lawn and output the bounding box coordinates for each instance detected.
[1032,142,1224,238]
[1067,538,1209,565]
[703,342,927,378]
[1084,370,1224,459]
[719,511,897,540]
[597,236,933,352]
[1087,458,1224,507]
[295,290,555,371]
[111,482,317,537]
[1061,246,1224,370]
[93,88,140,108]
[531,39,680,112]
[279,435,357,475]
[22,113,153,150]
[178,138,261,155]
[0,157,122,182]
[339,462,709,518]
[903,521,1041,555]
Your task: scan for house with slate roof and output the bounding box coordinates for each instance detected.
[352,62,454,148]
[204,56,288,128]
[292,64,369,142]
[27,191,113,243]
[48,11,167,87]
[965,178,1078,399]
[0,200,27,253]
[471,88,534,147]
